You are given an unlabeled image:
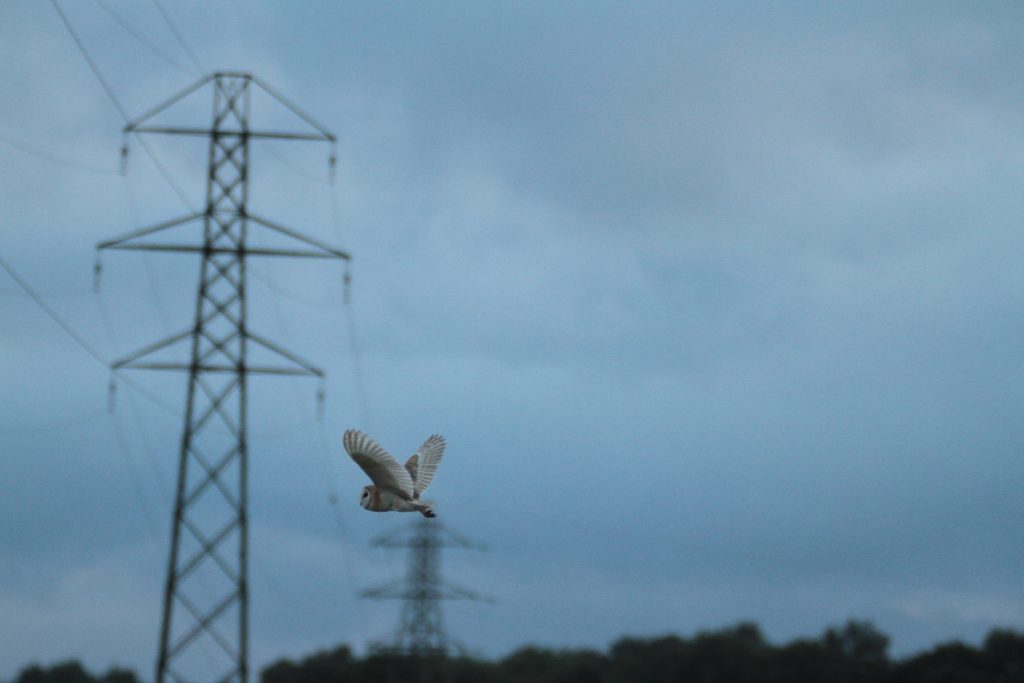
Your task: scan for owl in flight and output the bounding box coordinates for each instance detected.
[343,429,445,518]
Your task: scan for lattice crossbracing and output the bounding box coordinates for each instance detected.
[362,518,489,658]
[98,72,347,683]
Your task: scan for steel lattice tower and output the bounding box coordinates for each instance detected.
[98,72,348,683]
[362,518,488,657]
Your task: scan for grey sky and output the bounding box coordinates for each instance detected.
[3,1,1024,679]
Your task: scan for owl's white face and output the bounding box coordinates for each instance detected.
[360,486,373,509]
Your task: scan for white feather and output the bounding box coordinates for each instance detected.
[407,434,445,496]
[343,430,415,499]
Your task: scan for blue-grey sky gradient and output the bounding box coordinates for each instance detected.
[3,1,1024,679]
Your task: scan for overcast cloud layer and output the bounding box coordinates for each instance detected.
[3,1,1024,679]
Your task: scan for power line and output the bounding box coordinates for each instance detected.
[106,406,164,540]
[260,256,340,495]
[250,263,373,429]
[259,141,331,184]
[118,168,174,331]
[49,0,196,211]
[258,257,362,614]
[98,73,348,683]
[343,290,374,431]
[0,252,182,416]
[0,335,163,580]
[319,169,375,433]
[0,129,119,175]
[124,133,196,211]
[93,0,193,76]
[96,286,177,491]
[15,3,192,413]
[0,259,164,551]
[1,254,109,366]
[247,265,343,306]
[49,0,129,121]
[152,0,205,76]
[0,408,107,436]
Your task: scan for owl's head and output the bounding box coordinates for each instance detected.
[359,485,373,509]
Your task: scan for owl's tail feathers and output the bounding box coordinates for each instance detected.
[417,501,437,518]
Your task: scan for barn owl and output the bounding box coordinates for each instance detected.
[343,429,445,518]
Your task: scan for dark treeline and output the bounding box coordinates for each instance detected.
[10,621,1024,683]
[6,662,138,683]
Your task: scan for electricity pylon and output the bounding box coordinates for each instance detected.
[362,518,489,657]
[98,72,348,683]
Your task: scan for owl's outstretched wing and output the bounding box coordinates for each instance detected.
[404,434,445,496]
[344,430,414,499]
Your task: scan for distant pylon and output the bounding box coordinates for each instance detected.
[362,518,489,657]
[98,72,348,683]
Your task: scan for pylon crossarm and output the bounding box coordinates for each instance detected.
[243,365,322,375]
[130,126,331,141]
[114,362,190,371]
[98,217,348,262]
[248,213,350,260]
[360,581,404,600]
[442,584,491,602]
[245,331,323,377]
[100,244,347,258]
[250,74,336,143]
[245,246,349,259]
[111,328,193,370]
[124,74,215,134]
[120,361,320,375]
[97,212,204,251]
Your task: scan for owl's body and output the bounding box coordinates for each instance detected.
[360,485,431,515]
[343,429,445,518]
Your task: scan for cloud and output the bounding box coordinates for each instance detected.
[4,2,1024,677]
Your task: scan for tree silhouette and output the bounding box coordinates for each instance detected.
[14,622,1024,683]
